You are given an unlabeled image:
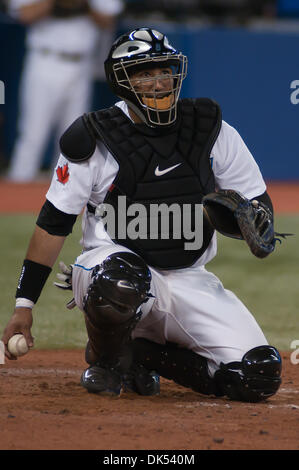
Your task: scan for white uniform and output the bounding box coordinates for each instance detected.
[7,0,123,182]
[47,100,268,376]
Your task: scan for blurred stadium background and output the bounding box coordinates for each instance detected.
[0,1,298,352]
[1,0,299,178]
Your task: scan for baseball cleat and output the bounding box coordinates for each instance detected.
[80,364,122,396]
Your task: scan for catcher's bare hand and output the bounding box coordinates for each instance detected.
[1,308,34,360]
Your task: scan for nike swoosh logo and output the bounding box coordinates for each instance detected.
[155,163,182,177]
[117,280,133,289]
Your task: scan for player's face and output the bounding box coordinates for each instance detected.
[130,67,173,94]
[129,67,174,110]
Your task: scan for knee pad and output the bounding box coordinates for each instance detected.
[83,252,151,368]
[214,345,282,402]
[83,251,151,328]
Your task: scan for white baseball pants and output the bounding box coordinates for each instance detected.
[72,244,268,376]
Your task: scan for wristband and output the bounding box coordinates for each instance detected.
[15,298,34,309]
[16,259,52,304]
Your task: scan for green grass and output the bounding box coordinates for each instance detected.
[208,215,299,350]
[0,214,86,349]
[0,214,298,350]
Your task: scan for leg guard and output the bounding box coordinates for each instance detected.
[214,345,282,402]
[83,252,151,371]
[131,338,221,396]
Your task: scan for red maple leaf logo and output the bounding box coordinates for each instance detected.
[56,164,69,184]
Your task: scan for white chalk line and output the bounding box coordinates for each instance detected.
[175,402,299,410]
[0,367,81,376]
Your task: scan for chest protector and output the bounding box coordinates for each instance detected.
[86,98,221,269]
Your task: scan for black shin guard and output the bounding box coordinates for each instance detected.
[83,252,151,370]
[132,340,281,402]
[132,338,221,396]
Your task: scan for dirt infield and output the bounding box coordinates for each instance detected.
[0,180,299,213]
[0,349,298,450]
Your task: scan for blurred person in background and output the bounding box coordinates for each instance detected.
[6,0,124,183]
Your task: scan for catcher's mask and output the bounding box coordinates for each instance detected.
[104,28,188,127]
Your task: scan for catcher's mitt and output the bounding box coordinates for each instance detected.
[202,189,277,258]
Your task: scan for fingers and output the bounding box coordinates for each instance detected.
[2,332,18,360]
[59,261,72,275]
[1,308,34,360]
[56,273,70,282]
[2,331,34,360]
[5,349,17,360]
[54,260,72,290]
[23,328,34,349]
[54,282,72,290]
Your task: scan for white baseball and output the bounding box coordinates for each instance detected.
[7,334,29,357]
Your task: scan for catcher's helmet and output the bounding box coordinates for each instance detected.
[104,28,188,127]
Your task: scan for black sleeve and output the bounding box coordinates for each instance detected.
[251,191,273,215]
[36,199,78,236]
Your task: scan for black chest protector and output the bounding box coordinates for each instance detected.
[61,98,222,269]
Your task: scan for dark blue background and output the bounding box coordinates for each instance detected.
[161,25,299,180]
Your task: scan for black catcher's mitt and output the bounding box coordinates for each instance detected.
[202,189,276,258]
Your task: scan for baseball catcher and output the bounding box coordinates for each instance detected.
[2,28,285,402]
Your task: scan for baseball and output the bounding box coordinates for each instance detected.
[7,334,29,357]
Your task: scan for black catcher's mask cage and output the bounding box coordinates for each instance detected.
[104,28,188,127]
